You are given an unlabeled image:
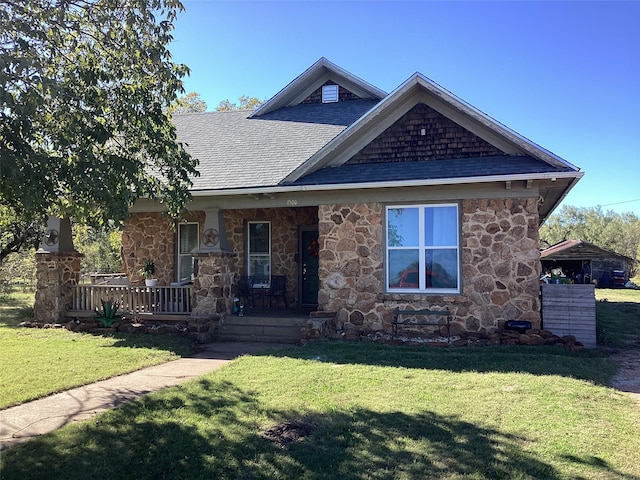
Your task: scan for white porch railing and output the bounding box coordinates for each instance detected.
[71,285,193,315]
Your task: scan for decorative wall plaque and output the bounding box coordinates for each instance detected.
[202,228,219,247]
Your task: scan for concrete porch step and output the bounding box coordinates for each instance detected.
[217,315,307,344]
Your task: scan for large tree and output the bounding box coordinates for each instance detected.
[0,0,199,259]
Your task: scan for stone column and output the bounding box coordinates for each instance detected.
[33,216,83,324]
[191,251,236,319]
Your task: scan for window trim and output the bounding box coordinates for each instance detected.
[177,222,199,283]
[247,221,271,287]
[385,203,461,294]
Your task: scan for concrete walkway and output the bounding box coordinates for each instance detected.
[0,342,288,451]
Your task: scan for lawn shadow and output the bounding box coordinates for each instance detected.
[257,341,616,387]
[5,378,632,479]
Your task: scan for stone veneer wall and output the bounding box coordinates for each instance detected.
[225,207,318,305]
[317,198,541,339]
[191,252,235,334]
[122,208,317,304]
[34,252,83,323]
[121,211,205,285]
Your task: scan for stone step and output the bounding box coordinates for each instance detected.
[216,333,301,344]
[223,315,306,327]
[217,314,307,344]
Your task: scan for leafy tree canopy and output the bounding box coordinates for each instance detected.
[540,205,640,264]
[167,91,207,115]
[216,95,264,111]
[0,0,199,235]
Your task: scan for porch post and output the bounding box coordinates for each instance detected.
[190,208,235,340]
[33,216,84,324]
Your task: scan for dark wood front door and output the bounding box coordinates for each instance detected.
[300,226,319,306]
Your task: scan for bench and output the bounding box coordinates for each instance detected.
[392,307,452,343]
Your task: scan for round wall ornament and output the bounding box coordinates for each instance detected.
[202,228,219,247]
[44,229,60,246]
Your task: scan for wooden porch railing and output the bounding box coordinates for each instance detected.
[71,285,193,315]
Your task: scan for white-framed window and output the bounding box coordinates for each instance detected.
[177,222,199,282]
[247,221,271,287]
[322,84,339,103]
[386,204,460,293]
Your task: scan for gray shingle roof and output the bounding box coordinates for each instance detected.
[291,155,574,186]
[172,99,379,191]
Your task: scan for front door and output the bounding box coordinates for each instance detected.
[300,226,319,306]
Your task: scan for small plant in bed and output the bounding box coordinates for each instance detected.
[96,298,121,327]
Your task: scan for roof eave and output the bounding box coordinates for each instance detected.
[187,170,583,198]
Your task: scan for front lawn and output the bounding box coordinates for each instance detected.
[0,292,194,409]
[595,288,640,348]
[2,342,638,479]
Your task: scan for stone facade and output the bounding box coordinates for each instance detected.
[121,211,205,285]
[34,252,83,323]
[347,103,506,164]
[122,207,318,306]
[225,207,318,305]
[316,198,541,340]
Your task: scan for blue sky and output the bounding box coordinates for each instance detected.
[169,1,640,216]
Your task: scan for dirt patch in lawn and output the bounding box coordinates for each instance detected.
[261,420,316,448]
[610,348,640,402]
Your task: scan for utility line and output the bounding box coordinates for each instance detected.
[594,198,640,208]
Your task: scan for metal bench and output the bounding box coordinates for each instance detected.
[392,307,452,343]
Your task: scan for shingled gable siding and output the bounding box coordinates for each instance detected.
[347,103,506,164]
[301,81,362,104]
[316,198,541,340]
[122,211,205,285]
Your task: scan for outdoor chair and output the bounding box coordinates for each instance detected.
[267,275,288,308]
[237,275,256,308]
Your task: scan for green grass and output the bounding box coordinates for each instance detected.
[595,288,640,348]
[2,289,640,479]
[0,292,194,409]
[2,342,638,479]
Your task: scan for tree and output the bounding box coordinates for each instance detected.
[73,224,122,274]
[215,95,264,111]
[0,205,43,262]
[0,0,199,247]
[167,91,207,115]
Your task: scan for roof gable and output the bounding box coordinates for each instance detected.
[250,57,386,118]
[346,103,506,164]
[283,73,580,183]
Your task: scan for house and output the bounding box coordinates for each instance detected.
[115,58,584,341]
[541,240,635,287]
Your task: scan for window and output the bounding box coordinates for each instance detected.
[247,221,271,286]
[322,84,339,103]
[386,204,459,293]
[177,223,199,282]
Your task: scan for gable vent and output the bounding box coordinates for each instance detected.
[322,84,339,103]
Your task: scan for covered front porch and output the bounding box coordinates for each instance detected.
[34,206,326,343]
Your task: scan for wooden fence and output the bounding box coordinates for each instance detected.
[541,284,596,348]
[71,284,193,315]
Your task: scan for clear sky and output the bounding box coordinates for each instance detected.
[169,1,640,216]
